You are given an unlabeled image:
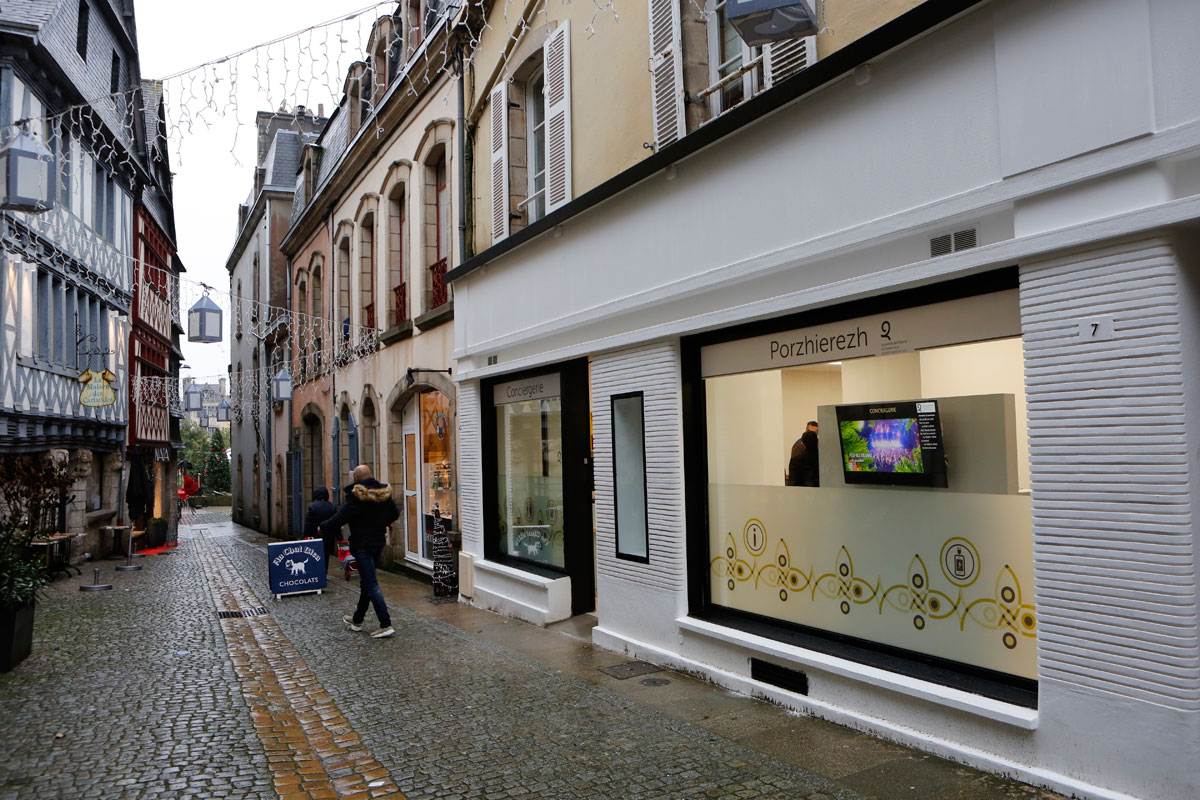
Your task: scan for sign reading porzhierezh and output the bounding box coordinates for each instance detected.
[267,539,327,597]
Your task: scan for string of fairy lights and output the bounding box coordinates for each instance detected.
[4,0,828,424]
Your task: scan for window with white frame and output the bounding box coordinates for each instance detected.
[524,66,547,224]
[706,0,759,115]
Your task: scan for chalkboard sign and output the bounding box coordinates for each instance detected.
[268,539,327,599]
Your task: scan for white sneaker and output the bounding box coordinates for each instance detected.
[371,626,395,639]
[342,614,363,632]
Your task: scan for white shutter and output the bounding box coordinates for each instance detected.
[648,0,685,149]
[543,20,572,213]
[763,35,817,88]
[489,81,509,242]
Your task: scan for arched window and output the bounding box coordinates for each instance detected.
[361,397,378,476]
[295,277,308,380]
[423,146,450,312]
[310,259,324,373]
[387,184,407,326]
[360,213,376,330]
[337,236,351,349]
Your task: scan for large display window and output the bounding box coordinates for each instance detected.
[689,280,1037,702]
[495,374,566,569]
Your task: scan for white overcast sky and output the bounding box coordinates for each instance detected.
[136,1,384,384]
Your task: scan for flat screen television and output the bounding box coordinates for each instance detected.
[835,400,948,487]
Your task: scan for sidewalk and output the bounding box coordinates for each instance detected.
[0,516,1070,800]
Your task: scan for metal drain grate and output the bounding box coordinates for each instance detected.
[217,607,270,619]
[599,661,663,680]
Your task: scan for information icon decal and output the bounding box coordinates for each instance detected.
[743,519,767,557]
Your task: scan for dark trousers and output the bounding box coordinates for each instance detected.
[352,546,390,628]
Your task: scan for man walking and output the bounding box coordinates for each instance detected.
[319,465,400,638]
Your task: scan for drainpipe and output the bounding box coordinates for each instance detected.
[285,255,294,536]
[454,42,468,263]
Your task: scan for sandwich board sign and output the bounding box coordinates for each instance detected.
[268,539,327,599]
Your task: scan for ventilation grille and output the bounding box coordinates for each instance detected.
[750,658,809,695]
[930,227,978,258]
[217,607,269,619]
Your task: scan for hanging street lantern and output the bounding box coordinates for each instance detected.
[216,399,232,423]
[272,367,293,402]
[727,0,818,47]
[184,384,203,412]
[187,288,223,343]
[0,124,56,214]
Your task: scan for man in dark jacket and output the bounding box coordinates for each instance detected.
[787,421,820,487]
[303,487,337,571]
[319,465,400,638]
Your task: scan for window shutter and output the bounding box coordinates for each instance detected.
[763,35,817,88]
[648,0,685,149]
[543,20,572,213]
[331,415,340,502]
[489,81,509,242]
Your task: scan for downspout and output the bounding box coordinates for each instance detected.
[285,254,293,536]
[264,211,272,537]
[454,42,469,263]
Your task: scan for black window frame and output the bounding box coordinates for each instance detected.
[680,267,1038,708]
[611,391,650,564]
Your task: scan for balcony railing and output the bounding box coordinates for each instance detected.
[391,282,408,327]
[429,257,449,309]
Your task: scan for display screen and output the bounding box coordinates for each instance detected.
[836,400,947,487]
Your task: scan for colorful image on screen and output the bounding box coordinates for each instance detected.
[838,418,924,473]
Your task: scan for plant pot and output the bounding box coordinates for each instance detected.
[148,521,167,549]
[1,603,34,672]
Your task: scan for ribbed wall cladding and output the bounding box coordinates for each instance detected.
[458,380,483,549]
[591,343,687,591]
[1021,235,1200,708]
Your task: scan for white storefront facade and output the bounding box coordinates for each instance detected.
[449,2,1200,798]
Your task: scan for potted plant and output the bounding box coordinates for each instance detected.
[0,453,71,672]
[146,517,167,549]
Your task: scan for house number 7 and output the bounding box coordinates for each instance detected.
[1078,317,1114,341]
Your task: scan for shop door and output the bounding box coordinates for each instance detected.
[401,400,426,565]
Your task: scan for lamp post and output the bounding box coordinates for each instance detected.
[272,367,293,402]
[0,123,56,214]
[187,286,223,343]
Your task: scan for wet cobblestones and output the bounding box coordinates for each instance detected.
[1,516,1063,799]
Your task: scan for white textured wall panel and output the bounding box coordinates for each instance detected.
[591,343,686,592]
[1021,235,1200,708]
[458,380,484,551]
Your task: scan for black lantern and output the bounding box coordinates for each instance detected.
[0,124,56,214]
[216,399,231,422]
[272,367,293,402]
[187,291,222,343]
[727,0,817,46]
[184,384,203,412]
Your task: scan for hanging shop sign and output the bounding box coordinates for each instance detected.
[78,368,117,407]
[700,289,1020,378]
[493,373,561,405]
[268,539,327,599]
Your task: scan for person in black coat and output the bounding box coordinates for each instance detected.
[319,465,401,638]
[303,486,337,570]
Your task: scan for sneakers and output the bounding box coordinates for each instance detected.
[371,626,395,639]
[342,614,363,632]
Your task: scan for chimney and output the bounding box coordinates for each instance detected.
[219,378,227,396]
[318,103,324,117]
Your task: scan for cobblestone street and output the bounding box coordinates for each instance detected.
[0,515,1069,800]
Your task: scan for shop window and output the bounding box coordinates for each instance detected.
[420,390,455,541]
[495,381,565,569]
[612,393,648,561]
[695,289,1036,697]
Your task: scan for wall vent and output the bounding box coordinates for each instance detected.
[486,355,498,366]
[930,227,978,258]
[750,658,809,695]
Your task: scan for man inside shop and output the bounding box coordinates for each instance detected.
[787,421,820,487]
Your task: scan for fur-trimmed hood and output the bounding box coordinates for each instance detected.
[351,483,393,503]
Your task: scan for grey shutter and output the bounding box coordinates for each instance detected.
[763,35,817,88]
[331,414,340,502]
[286,450,304,538]
[648,0,685,148]
[347,412,359,468]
